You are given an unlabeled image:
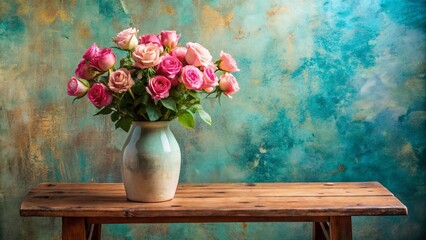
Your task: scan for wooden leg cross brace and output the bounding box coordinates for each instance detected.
[313,217,352,240]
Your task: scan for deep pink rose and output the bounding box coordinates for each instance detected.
[201,66,218,92]
[139,34,163,48]
[67,77,88,97]
[185,42,213,68]
[89,48,116,71]
[87,83,113,107]
[180,65,203,90]
[219,51,240,72]
[146,76,171,101]
[83,43,100,61]
[113,27,139,50]
[219,73,240,97]
[75,59,96,80]
[170,46,187,63]
[132,43,163,69]
[160,30,181,48]
[108,68,135,93]
[156,55,182,79]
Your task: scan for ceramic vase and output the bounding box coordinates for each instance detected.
[121,121,181,202]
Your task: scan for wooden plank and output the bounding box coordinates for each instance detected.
[20,182,407,219]
[86,216,329,224]
[330,216,352,240]
[62,217,86,240]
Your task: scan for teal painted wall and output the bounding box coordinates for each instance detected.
[1,0,425,239]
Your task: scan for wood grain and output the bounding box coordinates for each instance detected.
[20,182,408,220]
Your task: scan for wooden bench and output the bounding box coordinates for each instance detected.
[20,182,407,240]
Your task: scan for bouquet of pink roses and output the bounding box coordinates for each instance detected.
[67,28,240,131]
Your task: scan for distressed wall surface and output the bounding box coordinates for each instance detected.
[1,0,425,239]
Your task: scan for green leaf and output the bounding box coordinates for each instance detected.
[198,109,212,125]
[178,111,195,128]
[111,111,120,122]
[146,104,162,121]
[94,107,112,116]
[189,104,203,111]
[187,90,200,99]
[160,98,177,112]
[115,117,133,132]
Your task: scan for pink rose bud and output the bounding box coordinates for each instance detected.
[113,27,139,50]
[185,42,213,68]
[75,59,97,80]
[219,51,240,72]
[67,77,89,97]
[139,34,163,48]
[83,43,100,61]
[108,68,135,93]
[219,73,240,97]
[201,66,218,90]
[146,76,172,101]
[132,43,163,69]
[170,46,187,63]
[89,48,116,71]
[160,30,181,48]
[179,65,203,90]
[87,83,113,107]
[156,55,182,79]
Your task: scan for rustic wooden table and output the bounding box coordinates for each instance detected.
[20,182,407,240]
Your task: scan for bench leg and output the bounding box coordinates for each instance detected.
[62,217,86,240]
[329,216,352,240]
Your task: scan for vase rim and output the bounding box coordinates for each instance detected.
[132,121,171,127]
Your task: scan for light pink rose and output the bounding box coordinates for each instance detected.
[170,46,187,63]
[219,51,240,72]
[83,43,100,61]
[89,48,116,71]
[201,66,218,90]
[146,76,171,101]
[219,73,240,97]
[132,43,163,69]
[179,65,203,90]
[156,55,182,79]
[160,30,181,48]
[113,27,139,50]
[75,59,96,80]
[67,77,88,97]
[108,68,135,93]
[185,42,213,68]
[87,83,113,107]
[139,34,163,48]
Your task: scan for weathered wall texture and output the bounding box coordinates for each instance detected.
[1,0,425,239]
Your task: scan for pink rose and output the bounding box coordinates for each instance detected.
[139,34,163,48]
[201,66,218,91]
[113,27,139,50]
[170,46,187,63]
[219,73,240,97]
[160,30,181,48]
[75,59,96,80]
[185,42,213,68]
[67,77,88,97]
[132,43,163,69]
[89,48,116,71]
[180,65,203,90]
[83,43,100,61]
[87,83,113,107]
[146,76,171,101]
[156,55,182,79]
[108,68,135,93]
[219,51,240,72]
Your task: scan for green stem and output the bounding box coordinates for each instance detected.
[128,88,136,100]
